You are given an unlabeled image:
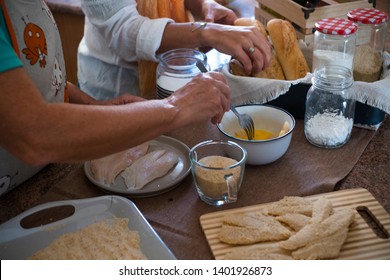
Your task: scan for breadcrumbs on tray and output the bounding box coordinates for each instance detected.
[30,218,147,260]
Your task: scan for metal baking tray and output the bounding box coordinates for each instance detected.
[0,196,176,260]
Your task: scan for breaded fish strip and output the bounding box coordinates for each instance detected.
[276,213,311,232]
[291,226,349,260]
[262,196,313,216]
[279,208,355,251]
[311,197,334,223]
[224,246,292,260]
[219,212,291,245]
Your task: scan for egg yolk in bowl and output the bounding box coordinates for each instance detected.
[234,129,274,140]
[234,121,290,141]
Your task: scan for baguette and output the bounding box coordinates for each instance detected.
[234,17,267,37]
[171,0,186,22]
[158,0,171,18]
[233,18,285,80]
[229,59,247,77]
[266,19,309,80]
[229,56,285,80]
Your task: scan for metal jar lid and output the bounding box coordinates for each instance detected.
[315,18,358,35]
[347,8,388,25]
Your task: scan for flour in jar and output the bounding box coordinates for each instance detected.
[305,111,353,147]
[194,155,241,198]
[312,50,354,72]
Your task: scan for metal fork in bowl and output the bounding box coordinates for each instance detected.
[195,61,255,139]
[230,106,255,140]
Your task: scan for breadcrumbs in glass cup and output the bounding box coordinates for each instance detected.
[189,140,247,206]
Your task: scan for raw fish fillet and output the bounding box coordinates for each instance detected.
[90,142,149,185]
[121,149,179,190]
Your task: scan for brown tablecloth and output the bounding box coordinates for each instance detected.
[0,119,376,259]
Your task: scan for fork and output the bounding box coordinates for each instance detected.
[195,61,255,139]
[230,106,255,140]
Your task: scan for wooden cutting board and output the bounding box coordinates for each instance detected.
[200,188,390,260]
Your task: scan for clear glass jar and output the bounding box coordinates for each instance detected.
[347,8,388,82]
[156,48,209,99]
[304,65,356,148]
[312,18,358,72]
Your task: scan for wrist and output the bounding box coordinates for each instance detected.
[195,22,217,48]
[160,98,182,128]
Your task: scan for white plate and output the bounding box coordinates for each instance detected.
[84,135,190,198]
[0,196,176,260]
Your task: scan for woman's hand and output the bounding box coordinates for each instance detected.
[201,0,237,24]
[167,71,230,125]
[200,24,272,75]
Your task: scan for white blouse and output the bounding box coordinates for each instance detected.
[78,0,173,99]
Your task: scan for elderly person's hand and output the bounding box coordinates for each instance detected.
[200,24,271,75]
[195,1,271,75]
[167,72,230,125]
[201,0,237,24]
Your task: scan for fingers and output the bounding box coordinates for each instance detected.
[230,27,271,75]
[169,72,230,125]
[253,32,272,70]
[210,74,230,124]
[209,9,238,25]
[202,1,237,25]
[195,72,230,121]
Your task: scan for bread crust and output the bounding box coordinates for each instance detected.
[234,17,267,37]
[266,19,309,80]
[233,18,285,79]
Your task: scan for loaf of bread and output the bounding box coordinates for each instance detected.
[234,17,267,37]
[230,56,285,79]
[229,59,247,77]
[233,18,285,80]
[266,19,309,80]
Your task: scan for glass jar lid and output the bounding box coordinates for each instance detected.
[315,18,358,35]
[347,8,388,25]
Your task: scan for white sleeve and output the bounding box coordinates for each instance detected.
[81,0,173,62]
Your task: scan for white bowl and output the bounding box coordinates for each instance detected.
[217,104,295,165]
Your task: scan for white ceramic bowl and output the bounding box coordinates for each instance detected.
[217,104,295,165]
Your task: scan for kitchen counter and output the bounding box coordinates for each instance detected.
[0,117,389,260]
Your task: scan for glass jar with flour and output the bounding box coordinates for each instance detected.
[347,8,388,82]
[156,48,209,99]
[304,65,355,148]
[312,18,358,72]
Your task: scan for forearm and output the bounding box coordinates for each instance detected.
[158,22,203,53]
[0,69,178,165]
[159,20,236,54]
[40,100,177,163]
[67,82,96,104]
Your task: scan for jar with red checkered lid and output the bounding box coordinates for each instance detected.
[348,8,388,82]
[312,18,358,73]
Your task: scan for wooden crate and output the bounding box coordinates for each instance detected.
[256,0,374,43]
